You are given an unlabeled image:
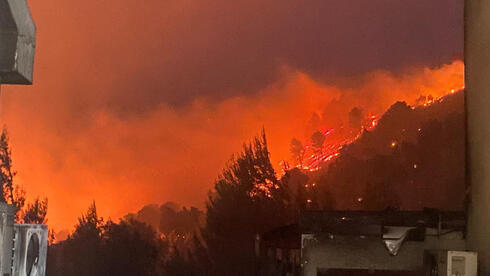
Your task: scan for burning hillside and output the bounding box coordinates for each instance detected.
[285,86,465,173]
[283,88,466,212]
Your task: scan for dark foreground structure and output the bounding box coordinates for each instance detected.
[257,210,475,275]
[0,1,47,276]
[0,0,36,85]
[466,0,490,274]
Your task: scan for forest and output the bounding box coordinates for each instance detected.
[39,90,465,275]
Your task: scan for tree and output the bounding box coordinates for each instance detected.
[159,204,203,236]
[0,128,15,203]
[290,138,305,167]
[102,219,167,276]
[23,197,48,224]
[279,168,309,219]
[0,128,48,223]
[0,128,25,220]
[311,131,326,152]
[72,201,104,239]
[163,248,191,276]
[348,107,364,129]
[204,130,291,275]
[61,201,105,276]
[48,229,56,245]
[48,202,170,276]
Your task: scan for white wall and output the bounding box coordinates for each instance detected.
[301,231,466,276]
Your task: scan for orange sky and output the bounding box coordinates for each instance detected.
[0,0,463,232]
[1,60,463,232]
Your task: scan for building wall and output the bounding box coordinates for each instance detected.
[301,231,466,276]
[465,0,490,273]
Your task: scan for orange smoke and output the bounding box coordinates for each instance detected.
[0,60,463,232]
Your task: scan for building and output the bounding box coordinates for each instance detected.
[300,210,469,275]
[258,209,472,276]
[256,224,302,276]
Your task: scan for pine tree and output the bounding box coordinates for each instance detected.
[0,128,25,220]
[290,138,305,167]
[23,197,48,224]
[204,130,291,275]
[311,131,326,153]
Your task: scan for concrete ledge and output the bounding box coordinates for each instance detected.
[0,0,36,85]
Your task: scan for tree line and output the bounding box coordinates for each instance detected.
[44,93,466,275]
[47,130,300,275]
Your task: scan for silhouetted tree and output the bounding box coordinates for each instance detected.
[102,219,167,276]
[311,131,325,152]
[159,204,203,236]
[48,202,171,276]
[0,128,25,220]
[290,138,305,166]
[48,229,56,245]
[188,234,212,274]
[60,201,105,276]
[204,130,291,275]
[348,107,364,129]
[280,168,308,218]
[23,197,48,224]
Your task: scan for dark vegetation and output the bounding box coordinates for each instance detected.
[0,128,48,224]
[46,92,465,275]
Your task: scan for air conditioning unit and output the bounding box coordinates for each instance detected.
[424,250,477,276]
[12,224,48,276]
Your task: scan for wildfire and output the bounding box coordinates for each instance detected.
[258,85,464,200]
[418,86,465,107]
[366,114,378,130]
[286,86,464,173]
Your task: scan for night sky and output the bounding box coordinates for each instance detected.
[2,0,463,231]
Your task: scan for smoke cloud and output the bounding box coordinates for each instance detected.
[1,60,463,230]
[0,0,463,230]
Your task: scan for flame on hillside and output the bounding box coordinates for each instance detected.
[284,85,465,174]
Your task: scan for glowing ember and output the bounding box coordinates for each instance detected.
[249,179,275,198]
[366,114,378,130]
[322,129,334,136]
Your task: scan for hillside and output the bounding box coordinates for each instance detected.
[285,90,466,211]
